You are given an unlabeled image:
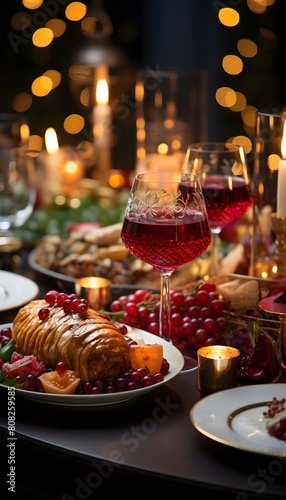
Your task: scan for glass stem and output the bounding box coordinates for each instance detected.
[159,272,172,341]
[209,231,220,276]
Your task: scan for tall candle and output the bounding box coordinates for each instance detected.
[277,121,286,218]
[93,77,112,182]
[37,128,63,206]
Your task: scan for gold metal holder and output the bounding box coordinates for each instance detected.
[75,276,111,311]
[271,213,286,275]
[197,345,240,394]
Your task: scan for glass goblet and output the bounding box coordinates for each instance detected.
[186,142,252,277]
[0,146,37,252]
[121,171,212,371]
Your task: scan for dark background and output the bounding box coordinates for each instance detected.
[1,0,286,169]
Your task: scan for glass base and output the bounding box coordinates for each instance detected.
[181,355,198,373]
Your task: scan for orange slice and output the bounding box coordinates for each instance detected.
[39,370,80,394]
[129,344,163,375]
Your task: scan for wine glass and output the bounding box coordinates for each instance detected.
[121,171,212,371]
[185,142,252,277]
[0,146,37,252]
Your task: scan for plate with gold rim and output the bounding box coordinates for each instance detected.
[190,384,286,457]
[0,325,184,408]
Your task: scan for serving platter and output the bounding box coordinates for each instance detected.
[28,248,159,297]
[0,325,184,408]
[0,271,39,312]
[190,384,286,457]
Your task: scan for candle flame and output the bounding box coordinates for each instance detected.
[96,78,109,105]
[45,128,59,154]
[64,160,79,176]
[282,121,286,159]
[62,159,83,185]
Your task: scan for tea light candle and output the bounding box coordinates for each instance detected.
[75,277,111,311]
[197,345,240,394]
[277,121,286,218]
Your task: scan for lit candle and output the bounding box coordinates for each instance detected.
[75,277,111,310]
[197,345,240,394]
[93,77,112,182]
[37,129,84,205]
[277,121,286,218]
[62,159,83,186]
[45,127,59,155]
[37,128,63,206]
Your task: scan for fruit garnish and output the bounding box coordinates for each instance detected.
[228,321,279,383]
[0,338,15,362]
[263,397,286,418]
[129,344,163,375]
[39,369,80,394]
[263,397,286,442]
[38,290,89,321]
[258,291,286,315]
[1,353,46,390]
[102,281,227,353]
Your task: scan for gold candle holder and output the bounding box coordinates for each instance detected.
[197,345,240,394]
[271,213,286,275]
[75,277,111,311]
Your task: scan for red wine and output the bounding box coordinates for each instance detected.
[121,215,212,273]
[201,176,252,230]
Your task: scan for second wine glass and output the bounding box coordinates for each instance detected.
[121,171,212,368]
[186,142,252,276]
[0,146,37,251]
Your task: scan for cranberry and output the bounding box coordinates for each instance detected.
[38,307,50,321]
[55,361,67,373]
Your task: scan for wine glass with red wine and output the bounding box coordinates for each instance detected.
[121,171,212,371]
[186,142,252,277]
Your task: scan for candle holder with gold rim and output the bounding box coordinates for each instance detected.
[271,212,286,275]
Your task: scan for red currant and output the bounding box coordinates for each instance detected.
[44,291,58,305]
[56,361,67,372]
[56,293,68,306]
[110,300,123,312]
[199,280,216,293]
[0,327,12,339]
[133,289,151,303]
[76,301,89,316]
[38,307,50,321]
[195,289,210,306]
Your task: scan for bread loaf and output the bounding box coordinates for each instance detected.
[217,279,260,312]
[12,300,130,382]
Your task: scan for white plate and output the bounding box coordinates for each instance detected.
[190,384,286,457]
[0,325,184,407]
[0,271,39,312]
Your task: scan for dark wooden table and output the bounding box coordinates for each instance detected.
[1,248,286,500]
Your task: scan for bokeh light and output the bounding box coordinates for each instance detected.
[64,114,85,134]
[32,28,54,48]
[218,8,240,27]
[222,55,243,75]
[65,2,87,22]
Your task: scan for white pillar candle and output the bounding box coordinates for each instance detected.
[277,121,286,218]
[93,78,112,182]
[37,128,63,206]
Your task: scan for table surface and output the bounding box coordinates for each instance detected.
[1,249,286,500]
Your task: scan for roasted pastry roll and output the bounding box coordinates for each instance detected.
[13,300,130,382]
